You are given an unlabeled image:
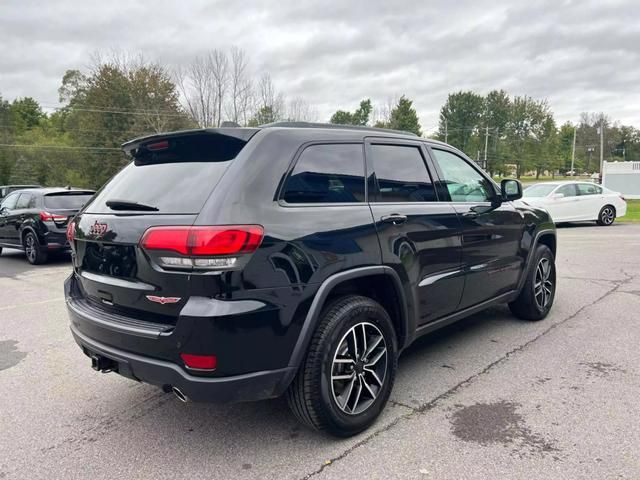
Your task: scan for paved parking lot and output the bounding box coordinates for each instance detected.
[1,224,639,480]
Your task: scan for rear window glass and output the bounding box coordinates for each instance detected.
[86,133,249,214]
[282,144,365,203]
[45,194,94,210]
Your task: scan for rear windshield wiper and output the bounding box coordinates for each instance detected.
[105,199,159,211]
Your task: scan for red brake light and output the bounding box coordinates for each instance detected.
[40,211,67,221]
[147,140,169,151]
[141,225,264,256]
[66,222,76,242]
[180,353,217,370]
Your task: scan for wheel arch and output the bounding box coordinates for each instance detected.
[516,228,556,293]
[286,266,410,372]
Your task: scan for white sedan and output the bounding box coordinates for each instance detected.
[522,181,627,226]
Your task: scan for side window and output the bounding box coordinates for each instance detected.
[576,183,601,195]
[431,149,494,202]
[1,193,19,211]
[370,144,437,202]
[15,194,32,209]
[282,144,365,204]
[556,184,577,197]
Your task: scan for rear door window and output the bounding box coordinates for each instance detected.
[15,193,32,209]
[45,193,94,210]
[576,183,602,195]
[370,144,437,202]
[86,132,252,214]
[282,144,366,203]
[556,184,578,197]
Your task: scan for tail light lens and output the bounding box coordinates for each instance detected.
[140,225,264,270]
[40,211,67,221]
[66,221,76,242]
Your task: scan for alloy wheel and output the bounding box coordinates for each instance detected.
[534,257,554,309]
[601,207,615,225]
[25,234,37,263]
[330,322,387,415]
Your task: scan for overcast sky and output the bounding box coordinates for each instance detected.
[1,0,638,132]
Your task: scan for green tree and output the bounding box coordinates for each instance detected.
[330,99,372,126]
[437,91,484,155]
[388,96,422,136]
[10,97,45,133]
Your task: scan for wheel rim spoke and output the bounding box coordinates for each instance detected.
[534,257,553,309]
[331,321,388,415]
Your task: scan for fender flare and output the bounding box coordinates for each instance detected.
[516,228,556,294]
[285,266,410,371]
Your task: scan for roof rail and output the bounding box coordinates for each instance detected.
[259,121,419,137]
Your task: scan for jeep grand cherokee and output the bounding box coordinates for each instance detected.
[65,123,556,437]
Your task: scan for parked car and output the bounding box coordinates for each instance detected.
[522,181,626,225]
[0,184,41,202]
[0,187,95,264]
[65,124,556,437]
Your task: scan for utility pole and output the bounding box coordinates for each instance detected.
[599,118,604,174]
[570,126,576,175]
[484,126,489,170]
[444,118,448,144]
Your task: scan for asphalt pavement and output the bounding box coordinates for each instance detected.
[1,224,639,479]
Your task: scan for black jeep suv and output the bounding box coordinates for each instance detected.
[0,187,94,264]
[65,123,556,436]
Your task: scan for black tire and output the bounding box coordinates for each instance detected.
[509,244,556,321]
[23,231,48,265]
[286,295,398,437]
[596,205,616,226]
[0,246,3,256]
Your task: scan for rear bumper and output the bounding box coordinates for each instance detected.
[70,323,296,403]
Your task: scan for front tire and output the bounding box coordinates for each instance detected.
[286,295,398,437]
[23,231,48,265]
[596,205,616,226]
[509,244,556,321]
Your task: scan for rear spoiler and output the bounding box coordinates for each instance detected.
[122,128,260,157]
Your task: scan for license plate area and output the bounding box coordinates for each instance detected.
[81,242,138,279]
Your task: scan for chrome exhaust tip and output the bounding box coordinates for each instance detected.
[172,386,189,403]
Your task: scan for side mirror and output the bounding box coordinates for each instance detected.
[550,193,564,199]
[501,179,522,201]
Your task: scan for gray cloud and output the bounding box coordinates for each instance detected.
[1,0,638,131]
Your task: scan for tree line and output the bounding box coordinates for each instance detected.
[1,49,638,189]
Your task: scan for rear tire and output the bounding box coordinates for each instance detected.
[509,244,556,321]
[0,247,3,256]
[286,295,398,437]
[596,205,616,226]
[23,231,48,265]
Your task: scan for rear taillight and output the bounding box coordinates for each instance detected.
[66,222,76,242]
[40,211,66,221]
[140,225,264,270]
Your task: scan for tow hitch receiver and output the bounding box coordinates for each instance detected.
[91,354,118,373]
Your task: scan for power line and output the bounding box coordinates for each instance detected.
[40,102,190,118]
[0,143,122,151]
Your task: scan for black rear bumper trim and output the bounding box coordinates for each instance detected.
[70,324,295,403]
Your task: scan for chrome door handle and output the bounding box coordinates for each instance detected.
[380,214,408,225]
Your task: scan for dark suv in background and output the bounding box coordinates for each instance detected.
[0,187,95,264]
[65,123,556,436]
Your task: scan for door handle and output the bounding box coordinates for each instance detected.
[380,214,407,225]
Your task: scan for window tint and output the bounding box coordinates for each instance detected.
[15,194,32,209]
[1,193,19,210]
[282,144,365,203]
[432,149,494,202]
[576,183,602,195]
[370,144,436,202]
[87,133,251,214]
[45,193,94,210]
[556,184,577,197]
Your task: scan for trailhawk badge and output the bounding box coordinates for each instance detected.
[146,295,181,305]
